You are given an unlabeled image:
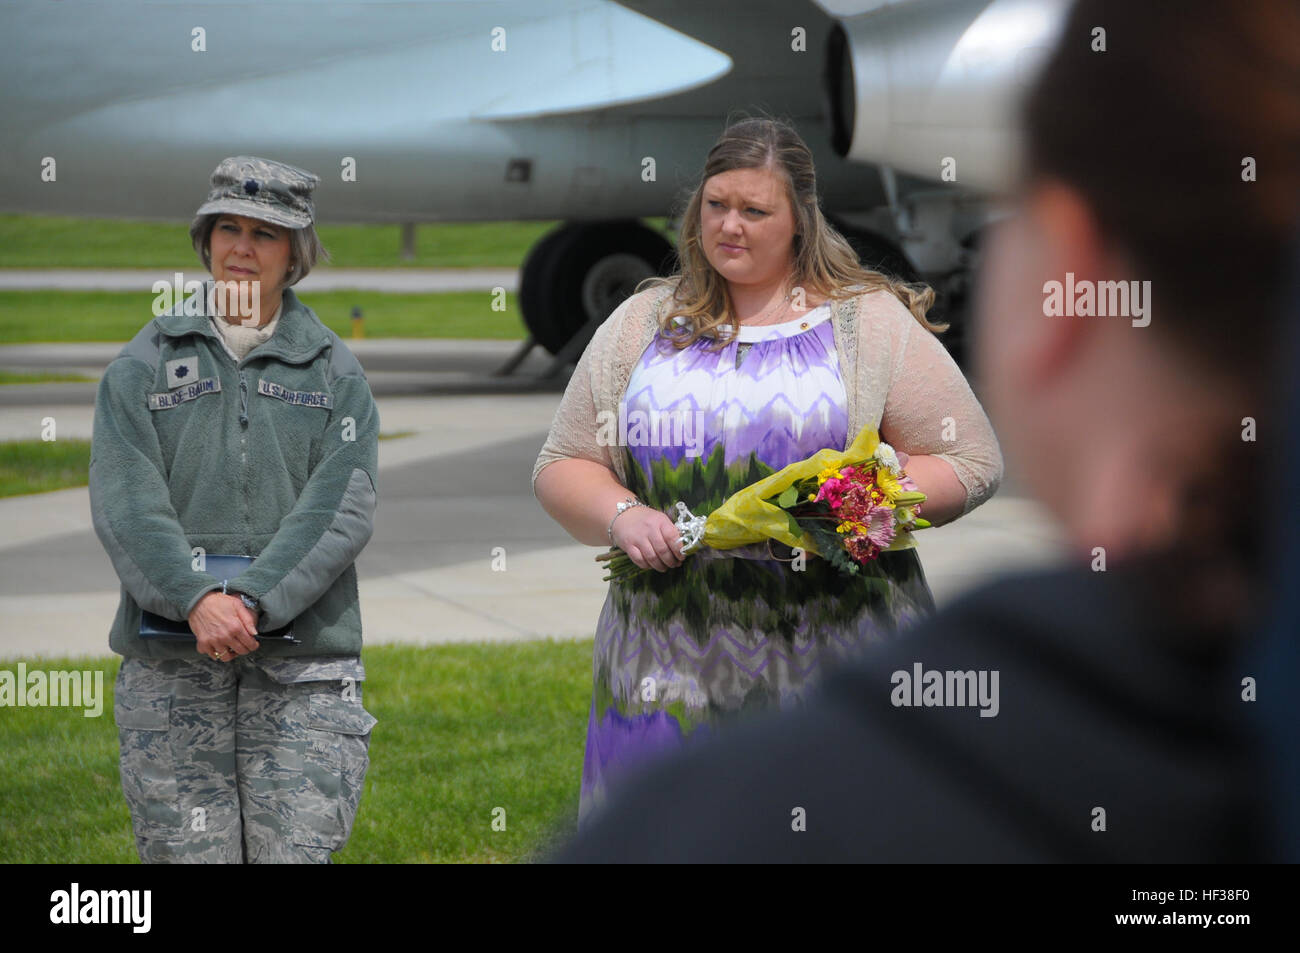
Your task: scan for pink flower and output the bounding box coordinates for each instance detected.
[815,478,845,509]
[864,503,897,550]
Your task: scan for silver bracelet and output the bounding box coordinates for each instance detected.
[607,497,645,543]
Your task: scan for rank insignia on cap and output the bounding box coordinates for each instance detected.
[166,356,199,389]
[196,155,319,229]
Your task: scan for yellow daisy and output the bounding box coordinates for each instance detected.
[875,468,904,501]
[816,466,844,486]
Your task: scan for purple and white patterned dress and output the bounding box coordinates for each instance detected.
[580,302,937,822]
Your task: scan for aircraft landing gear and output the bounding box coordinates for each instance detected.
[497,220,676,379]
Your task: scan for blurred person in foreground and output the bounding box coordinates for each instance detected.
[553,0,1300,862]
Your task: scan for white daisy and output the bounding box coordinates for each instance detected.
[875,442,902,475]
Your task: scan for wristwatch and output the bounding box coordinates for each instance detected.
[222,579,260,615]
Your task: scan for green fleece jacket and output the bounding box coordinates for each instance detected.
[89,283,379,659]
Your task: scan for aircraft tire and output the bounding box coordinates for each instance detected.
[520,221,675,355]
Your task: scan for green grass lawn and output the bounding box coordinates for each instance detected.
[0,214,676,343]
[0,641,594,863]
[0,215,560,269]
[0,214,673,269]
[0,439,91,497]
[0,370,95,384]
[0,290,525,343]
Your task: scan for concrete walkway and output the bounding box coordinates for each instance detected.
[0,340,565,415]
[0,342,1071,660]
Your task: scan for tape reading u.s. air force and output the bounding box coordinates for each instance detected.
[147,377,221,410]
[257,378,334,409]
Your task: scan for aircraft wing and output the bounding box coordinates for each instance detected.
[0,0,759,220]
[0,0,1058,222]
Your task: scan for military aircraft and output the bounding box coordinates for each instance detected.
[0,0,1069,373]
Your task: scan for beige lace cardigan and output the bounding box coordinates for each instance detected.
[531,282,1004,519]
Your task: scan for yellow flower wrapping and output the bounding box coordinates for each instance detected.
[694,426,926,556]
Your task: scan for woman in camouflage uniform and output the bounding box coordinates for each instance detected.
[90,156,380,863]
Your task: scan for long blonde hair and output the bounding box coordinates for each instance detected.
[640,115,945,349]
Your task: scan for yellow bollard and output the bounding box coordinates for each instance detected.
[351,305,364,339]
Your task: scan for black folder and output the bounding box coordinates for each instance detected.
[139,554,298,643]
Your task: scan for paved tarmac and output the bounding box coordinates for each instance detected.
[0,339,568,406]
[0,340,1071,660]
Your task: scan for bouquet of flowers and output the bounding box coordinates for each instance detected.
[598,426,930,581]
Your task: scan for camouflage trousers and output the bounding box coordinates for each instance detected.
[113,654,377,863]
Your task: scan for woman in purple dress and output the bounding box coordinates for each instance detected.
[533,118,1004,823]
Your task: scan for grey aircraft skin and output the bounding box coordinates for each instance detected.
[0,0,1068,363]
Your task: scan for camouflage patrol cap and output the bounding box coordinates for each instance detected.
[196,155,319,229]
